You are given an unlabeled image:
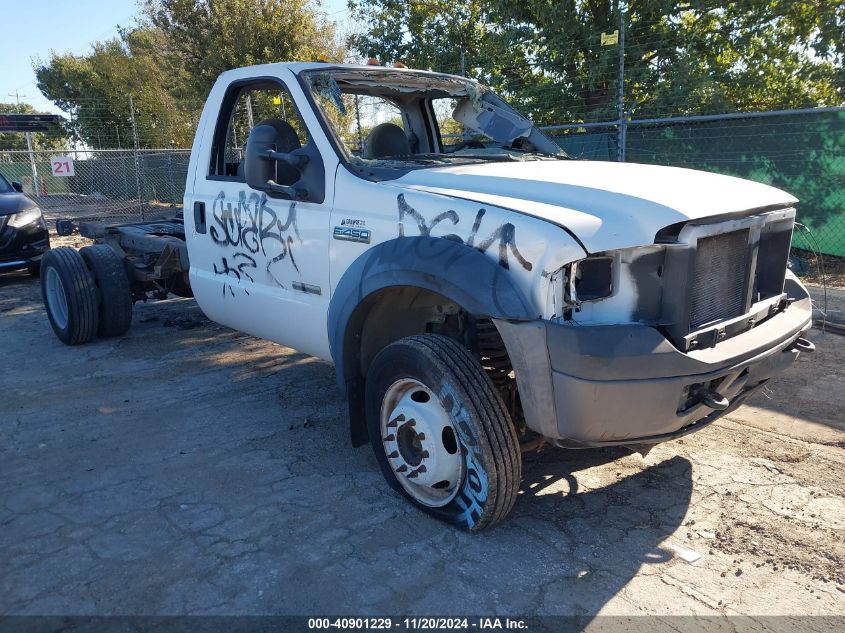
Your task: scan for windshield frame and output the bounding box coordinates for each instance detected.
[296,66,564,182]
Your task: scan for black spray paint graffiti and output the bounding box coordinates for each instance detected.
[210,191,302,295]
[213,253,257,297]
[397,194,532,272]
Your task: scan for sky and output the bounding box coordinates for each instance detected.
[0,0,351,116]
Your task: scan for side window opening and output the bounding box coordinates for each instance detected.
[209,81,310,184]
[314,90,409,158]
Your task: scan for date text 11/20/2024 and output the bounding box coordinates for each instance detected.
[308,618,529,630]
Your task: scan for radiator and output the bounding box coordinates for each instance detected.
[688,229,751,330]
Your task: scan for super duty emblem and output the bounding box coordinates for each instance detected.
[333,226,371,244]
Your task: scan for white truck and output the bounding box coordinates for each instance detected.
[43,62,815,530]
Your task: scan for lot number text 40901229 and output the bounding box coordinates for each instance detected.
[307,617,529,630]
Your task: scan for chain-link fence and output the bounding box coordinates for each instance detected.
[2,105,842,261]
[0,148,190,224]
[2,106,842,263]
[543,107,845,258]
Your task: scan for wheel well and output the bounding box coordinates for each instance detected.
[343,286,523,447]
[358,287,466,377]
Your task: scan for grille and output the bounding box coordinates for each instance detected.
[689,229,750,329]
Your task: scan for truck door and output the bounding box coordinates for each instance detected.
[186,75,334,360]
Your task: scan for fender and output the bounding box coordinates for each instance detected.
[328,236,537,446]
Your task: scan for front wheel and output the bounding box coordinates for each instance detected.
[365,334,521,530]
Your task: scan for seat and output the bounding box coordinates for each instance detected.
[238,119,302,184]
[363,122,410,159]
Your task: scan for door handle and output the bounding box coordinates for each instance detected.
[193,201,206,234]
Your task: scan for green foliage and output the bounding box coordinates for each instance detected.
[351,0,845,255]
[144,0,343,99]
[349,0,845,123]
[34,0,342,149]
[36,28,196,149]
[0,102,68,151]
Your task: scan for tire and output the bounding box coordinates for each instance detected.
[365,334,521,530]
[40,247,99,345]
[80,244,133,338]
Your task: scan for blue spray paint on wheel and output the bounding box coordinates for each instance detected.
[439,381,490,528]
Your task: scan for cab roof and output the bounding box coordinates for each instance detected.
[217,61,465,81]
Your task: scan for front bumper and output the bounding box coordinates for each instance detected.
[0,223,50,272]
[494,276,813,446]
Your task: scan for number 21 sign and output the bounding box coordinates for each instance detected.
[50,156,75,177]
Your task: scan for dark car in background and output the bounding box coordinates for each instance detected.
[0,172,50,276]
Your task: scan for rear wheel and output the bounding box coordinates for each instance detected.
[41,247,99,345]
[365,334,521,530]
[80,245,132,338]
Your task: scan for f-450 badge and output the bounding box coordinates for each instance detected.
[333,225,371,244]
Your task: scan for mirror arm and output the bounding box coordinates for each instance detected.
[266,180,308,200]
[261,150,309,169]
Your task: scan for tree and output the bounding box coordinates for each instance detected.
[35,1,343,149]
[348,0,845,123]
[36,28,197,148]
[143,0,343,100]
[0,102,68,151]
[346,1,546,116]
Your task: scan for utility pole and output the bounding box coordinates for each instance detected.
[354,94,363,154]
[129,95,144,220]
[8,90,39,194]
[616,1,627,162]
[245,95,255,130]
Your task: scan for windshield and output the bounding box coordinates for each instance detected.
[0,173,13,193]
[302,68,566,172]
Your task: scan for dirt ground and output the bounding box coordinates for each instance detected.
[1,253,844,620]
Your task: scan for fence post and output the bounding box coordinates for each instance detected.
[25,132,38,196]
[616,1,627,162]
[129,95,144,221]
[167,147,176,204]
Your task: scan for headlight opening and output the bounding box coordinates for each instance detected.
[572,256,614,302]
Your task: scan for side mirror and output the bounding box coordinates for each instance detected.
[244,123,325,204]
[11,181,23,192]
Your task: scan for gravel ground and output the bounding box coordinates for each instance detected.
[1,258,844,620]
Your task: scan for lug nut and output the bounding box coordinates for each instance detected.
[408,465,427,478]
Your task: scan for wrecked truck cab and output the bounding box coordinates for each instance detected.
[297,65,813,446]
[43,62,815,531]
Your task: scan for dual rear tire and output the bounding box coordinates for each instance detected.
[41,246,132,345]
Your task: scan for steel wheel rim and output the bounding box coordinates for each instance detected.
[380,378,465,507]
[45,267,69,330]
